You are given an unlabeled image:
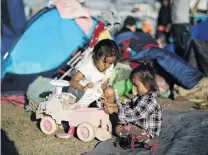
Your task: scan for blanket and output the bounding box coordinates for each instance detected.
[85,110,208,155]
[129,47,204,89]
[49,0,93,35]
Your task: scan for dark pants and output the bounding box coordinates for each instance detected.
[156,30,171,43]
[109,113,119,135]
[172,24,191,58]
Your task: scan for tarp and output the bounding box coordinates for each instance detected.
[85,110,208,155]
[129,47,204,89]
[191,19,208,41]
[115,32,157,47]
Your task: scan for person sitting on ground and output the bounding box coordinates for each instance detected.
[56,39,122,139]
[103,64,162,149]
[115,16,142,35]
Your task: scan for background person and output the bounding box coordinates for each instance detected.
[156,0,171,44]
[171,0,191,58]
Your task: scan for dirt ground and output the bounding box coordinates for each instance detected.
[1,98,207,155]
[1,103,97,155]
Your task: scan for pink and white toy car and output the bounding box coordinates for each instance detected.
[36,80,112,142]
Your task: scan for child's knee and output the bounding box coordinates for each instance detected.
[104,87,115,97]
[115,125,123,136]
[116,125,129,136]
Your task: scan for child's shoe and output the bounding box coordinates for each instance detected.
[114,136,129,149]
[144,139,158,151]
[56,126,75,139]
[114,135,144,150]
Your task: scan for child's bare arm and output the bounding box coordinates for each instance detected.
[101,79,109,91]
[70,71,85,92]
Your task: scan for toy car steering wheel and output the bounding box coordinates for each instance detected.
[50,80,69,87]
[50,80,70,94]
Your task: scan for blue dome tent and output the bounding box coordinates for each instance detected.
[1,7,97,93]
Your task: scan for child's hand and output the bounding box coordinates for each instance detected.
[104,105,111,114]
[165,24,171,32]
[157,25,165,31]
[104,104,118,114]
[98,95,107,105]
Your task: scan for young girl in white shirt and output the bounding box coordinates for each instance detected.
[56,39,121,139]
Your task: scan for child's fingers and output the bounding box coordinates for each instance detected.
[103,106,108,112]
[99,94,105,98]
[100,97,106,102]
[99,96,107,103]
[98,99,106,104]
[97,96,107,105]
[104,107,110,114]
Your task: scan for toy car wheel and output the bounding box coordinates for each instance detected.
[40,116,58,135]
[77,122,95,142]
[95,120,112,141]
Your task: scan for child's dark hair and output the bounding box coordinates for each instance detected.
[130,63,158,92]
[124,16,136,27]
[92,39,121,63]
[160,0,170,5]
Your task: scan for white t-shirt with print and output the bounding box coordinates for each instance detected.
[77,53,114,87]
